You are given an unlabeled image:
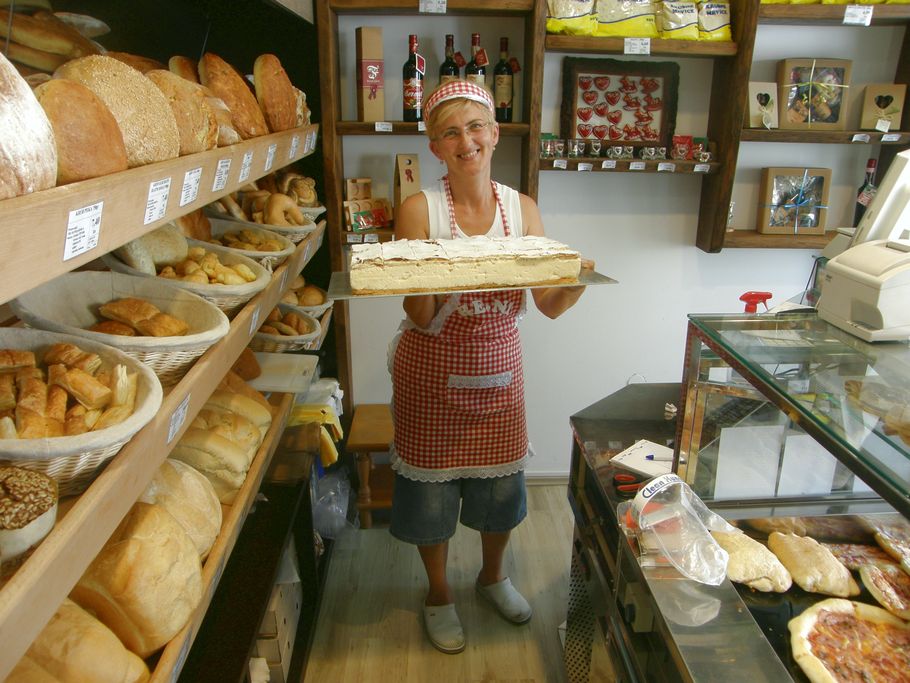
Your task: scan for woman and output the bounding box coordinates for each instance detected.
[389,80,590,654]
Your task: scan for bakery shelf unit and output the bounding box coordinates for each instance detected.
[539,158,721,174]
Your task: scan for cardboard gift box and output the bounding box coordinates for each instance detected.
[778,58,852,131]
[393,154,421,216]
[356,26,384,122]
[757,167,831,235]
[860,83,907,132]
[745,81,779,129]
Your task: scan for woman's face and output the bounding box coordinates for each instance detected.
[429,101,499,176]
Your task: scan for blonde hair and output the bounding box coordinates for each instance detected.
[424,83,495,140]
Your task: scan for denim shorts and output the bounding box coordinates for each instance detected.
[389,471,527,545]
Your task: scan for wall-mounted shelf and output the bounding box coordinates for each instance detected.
[328,0,534,14]
[335,121,530,136]
[759,4,910,25]
[545,34,737,57]
[740,129,910,144]
[539,158,720,174]
[722,229,834,249]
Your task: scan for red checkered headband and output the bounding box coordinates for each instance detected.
[424,80,495,120]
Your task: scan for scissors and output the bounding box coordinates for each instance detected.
[612,471,646,499]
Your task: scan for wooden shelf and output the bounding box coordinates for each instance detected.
[303,308,334,352]
[759,4,910,25]
[328,0,533,14]
[545,34,737,57]
[0,124,319,306]
[740,129,910,144]
[722,230,835,249]
[151,392,295,683]
[335,121,530,136]
[540,157,720,174]
[0,223,326,681]
[343,228,395,243]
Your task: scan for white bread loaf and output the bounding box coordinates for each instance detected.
[145,69,218,155]
[169,428,252,504]
[12,598,150,683]
[0,51,56,200]
[138,459,222,560]
[204,389,272,438]
[70,502,202,658]
[191,407,261,455]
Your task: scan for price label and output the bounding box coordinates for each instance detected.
[657,162,676,173]
[249,305,261,336]
[851,133,871,143]
[309,130,318,152]
[375,121,393,132]
[303,130,314,154]
[624,38,651,55]
[167,393,191,444]
[882,132,902,142]
[843,5,873,26]
[289,134,300,159]
[629,161,646,171]
[417,121,427,132]
[875,118,892,133]
[143,177,171,225]
[239,150,254,182]
[554,159,568,169]
[363,233,380,243]
[694,163,711,173]
[265,143,277,172]
[419,0,446,12]
[601,159,617,170]
[577,162,593,172]
[346,233,363,243]
[212,158,231,191]
[179,167,202,207]
[63,201,103,261]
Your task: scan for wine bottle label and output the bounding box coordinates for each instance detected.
[473,48,490,67]
[508,57,521,73]
[358,60,384,89]
[857,184,877,207]
[440,75,458,84]
[454,52,467,68]
[415,53,426,76]
[466,73,485,87]
[403,78,424,110]
[494,75,512,108]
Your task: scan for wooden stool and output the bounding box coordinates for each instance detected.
[346,404,394,529]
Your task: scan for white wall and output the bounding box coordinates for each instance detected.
[338,16,904,477]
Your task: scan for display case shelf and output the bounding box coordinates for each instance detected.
[740,129,910,144]
[545,34,737,57]
[539,157,720,174]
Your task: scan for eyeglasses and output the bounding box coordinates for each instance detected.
[437,120,490,141]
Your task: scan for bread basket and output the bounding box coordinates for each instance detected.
[192,218,294,271]
[300,205,326,221]
[283,285,334,318]
[11,272,230,387]
[204,206,317,244]
[249,304,320,353]
[101,241,270,317]
[0,328,163,495]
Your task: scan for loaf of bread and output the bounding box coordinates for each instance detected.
[114,223,189,275]
[174,208,212,241]
[0,9,97,59]
[205,389,272,437]
[106,51,166,73]
[10,598,149,683]
[33,78,128,185]
[168,55,199,83]
[768,532,860,597]
[253,53,296,133]
[3,40,69,72]
[70,502,203,658]
[204,91,242,146]
[217,370,271,410]
[145,69,218,155]
[169,428,252,503]
[198,52,268,139]
[0,52,56,200]
[54,55,180,167]
[711,530,792,593]
[231,347,261,380]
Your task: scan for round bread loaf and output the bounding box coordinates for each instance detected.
[33,78,128,184]
[106,51,166,73]
[253,53,296,133]
[300,284,326,306]
[0,466,57,564]
[168,55,199,83]
[70,502,203,658]
[145,69,217,154]
[0,52,57,200]
[54,55,180,167]
[198,52,268,139]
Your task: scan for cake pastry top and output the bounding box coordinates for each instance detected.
[350,235,580,265]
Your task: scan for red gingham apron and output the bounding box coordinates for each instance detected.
[390,177,528,480]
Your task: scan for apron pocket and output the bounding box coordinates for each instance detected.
[445,372,517,417]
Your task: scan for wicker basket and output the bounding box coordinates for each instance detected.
[284,285,333,318]
[101,242,270,317]
[11,272,230,388]
[300,205,326,221]
[249,304,320,353]
[0,328,163,495]
[204,207,317,244]
[193,218,294,272]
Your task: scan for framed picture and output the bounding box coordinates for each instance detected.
[777,58,852,131]
[860,83,907,132]
[757,167,831,235]
[745,81,779,129]
[560,57,679,147]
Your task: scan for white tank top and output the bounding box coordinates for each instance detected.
[422,179,524,239]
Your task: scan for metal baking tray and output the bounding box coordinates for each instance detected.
[327,269,617,300]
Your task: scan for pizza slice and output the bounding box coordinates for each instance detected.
[823,543,894,571]
[789,598,910,683]
[860,562,910,620]
[863,515,910,574]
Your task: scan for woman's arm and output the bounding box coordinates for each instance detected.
[519,194,590,319]
[394,193,440,328]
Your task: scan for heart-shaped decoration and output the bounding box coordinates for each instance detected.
[606,110,622,124]
[608,125,623,140]
[578,76,593,91]
[577,107,594,122]
[623,125,641,140]
[577,124,593,138]
[605,90,622,106]
[876,94,894,109]
[756,92,771,108]
[582,90,598,105]
[634,109,653,123]
[594,101,609,118]
[593,125,608,140]
[594,76,610,91]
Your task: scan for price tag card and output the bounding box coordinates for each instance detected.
[657,162,676,173]
[288,134,300,159]
[601,159,617,170]
[554,159,568,169]
[417,121,426,132]
[624,38,651,55]
[375,121,393,132]
[249,305,261,336]
[694,163,711,173]
[265,143,277,172]
[167,393,191,444]
[179,167,202,207]
[629,161,646,171]
[577,162,593,172]
[419,0,446,12]
[363,233,380,243]
[306,130,317,153]
[346,233,363,243]
[143,177,171,225]
[875,118,892,133]
[851,133,871,143]
[212,158,231,191]
[843,5,873,26]
[238,150,254,182]
[63,201,103,261]
[882,132,902,142]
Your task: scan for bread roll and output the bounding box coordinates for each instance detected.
[0,466,57,564]
[34,78,128,185]
[106,51,166,73]
[169,428,251,503]
[138,459,222,560]
[70,502,202,658]
[0,52,56,200]
[198,52,268,139]
[54,55,180,167]
[145,69,217,155]
[300,284,326,307]
[13,598,149,683]
[252,53,296,133]
[168,55,199,83]
[231,347,261,380]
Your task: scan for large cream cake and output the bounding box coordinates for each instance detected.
[349,235,581,293]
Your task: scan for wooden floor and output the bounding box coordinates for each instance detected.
[302,484,596,683]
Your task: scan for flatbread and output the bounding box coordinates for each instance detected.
[711,530,792,593]
[864,515,910,574]
[768,532,860,597]
[789,598,910,683]
[823,543,894,571]
[860,562,910,620]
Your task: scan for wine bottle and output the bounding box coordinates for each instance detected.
[854,158,877,227]
[439,33,459,84]
[402,34,424,122]
[493,37,513,123]
[464,33,487,89]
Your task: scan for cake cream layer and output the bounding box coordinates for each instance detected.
[349,236,581,292]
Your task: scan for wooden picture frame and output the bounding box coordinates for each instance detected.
[860,83,907,132]
[757,167,831,235]
[560,57,679,148]
[777,58,852,131]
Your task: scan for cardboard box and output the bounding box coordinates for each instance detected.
[345,177,373,201]
[778,58,852,131]
[757,167,831,235]
[860,83,907,131]
[356,27,384,122]
[394,154,421,216]
[255,580,303,683]
[745,81,779,129]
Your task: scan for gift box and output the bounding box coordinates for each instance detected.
[860,83,907,132]
[757,167,831,235]
[778,59,852,130]
[745,81,779,129]
[356,27,384,122]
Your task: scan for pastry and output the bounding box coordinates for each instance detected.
[768,532,860,597]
